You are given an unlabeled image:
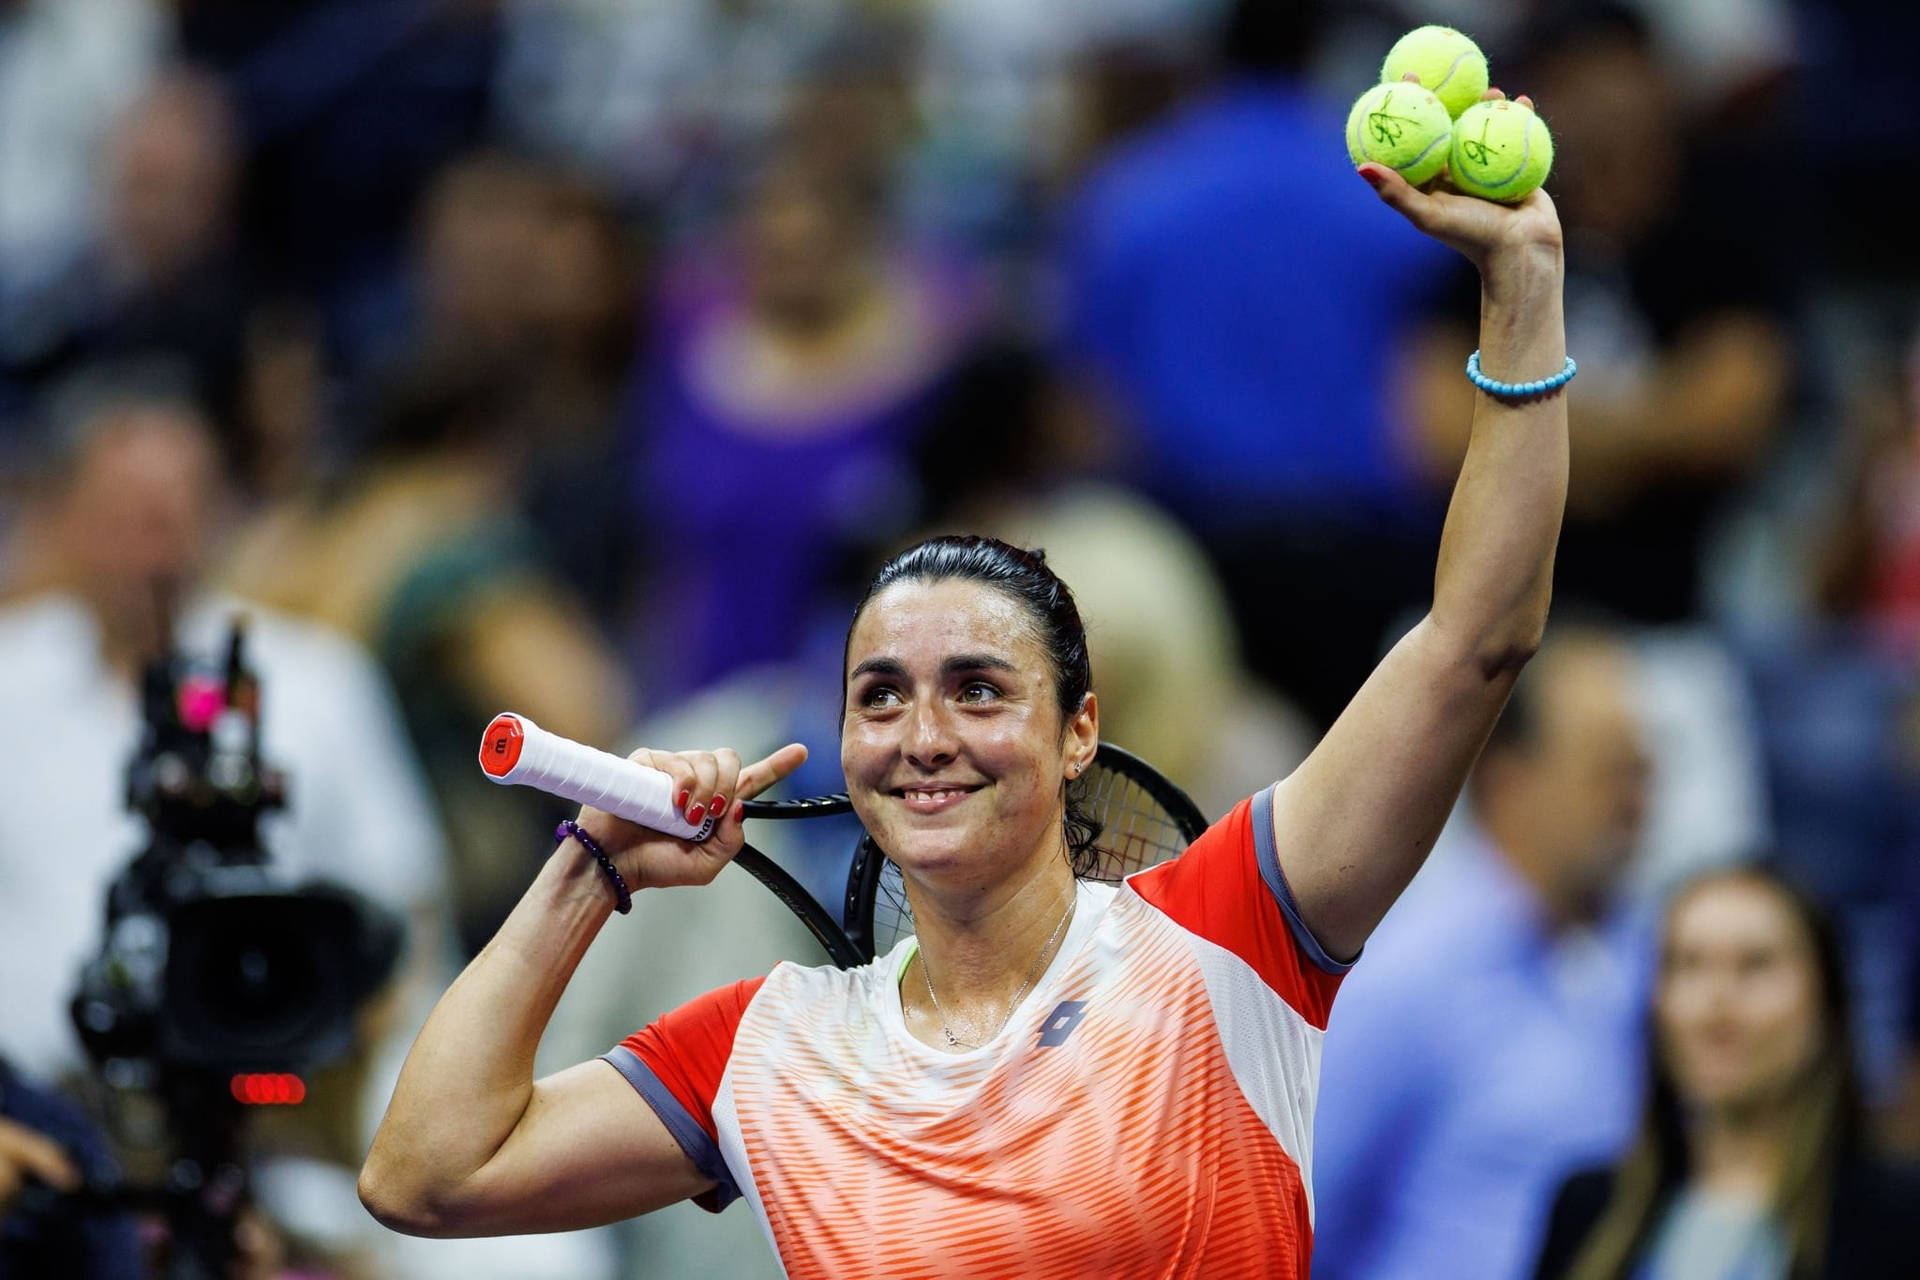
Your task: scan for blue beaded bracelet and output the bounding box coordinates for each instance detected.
[556,819,633,914]
[1466,350,1578,402]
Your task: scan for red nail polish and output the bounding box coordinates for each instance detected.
[709,795,726,816]
[687,807,704,825]
[1357,167,1384,190]
[677,790,690,808]
[732,800,745,823]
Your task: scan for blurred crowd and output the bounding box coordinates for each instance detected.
[1,0,1917,1276]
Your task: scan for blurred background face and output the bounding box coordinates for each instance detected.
[521,193,628,364]
[53,402,221,644]
[419,158,550,357]
[1657,876,1825,1114]
[742,163,871,336]
[1485,639,1652,915]
[107,72,238,285]
[1530,35,1677,245]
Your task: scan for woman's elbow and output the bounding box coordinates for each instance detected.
[1476,625,1543,682]
[1425,610,1545,685]
[358,1156,463,1238]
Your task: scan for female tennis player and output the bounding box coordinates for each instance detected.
[360,89,1571,1278]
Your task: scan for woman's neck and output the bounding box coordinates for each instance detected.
[1689,1099,1794,1204]
[903,850,1078,1048]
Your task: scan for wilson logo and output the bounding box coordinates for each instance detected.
[1037,1000,1088,1048]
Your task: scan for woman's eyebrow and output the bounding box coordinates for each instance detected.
[849,654,1016,680]
[944,654,1017,675]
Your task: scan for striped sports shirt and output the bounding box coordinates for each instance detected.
[604,786,1351,1278]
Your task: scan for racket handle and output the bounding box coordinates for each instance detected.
[478,712,716,842]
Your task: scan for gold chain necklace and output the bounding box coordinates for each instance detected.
[919,891,1076,1050]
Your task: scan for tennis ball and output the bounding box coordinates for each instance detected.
[1381,25,1489,120]
[1346,83,1453,187]
[1448,98,1554,202]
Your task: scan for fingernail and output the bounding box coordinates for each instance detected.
[733,800,745,823]
[677,790,690,808]
[708,795,726,816]
[1357,167,1384,190]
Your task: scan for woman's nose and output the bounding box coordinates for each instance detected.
[904,698,958,766]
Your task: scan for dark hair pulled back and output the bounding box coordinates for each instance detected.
[849,535,1103,873]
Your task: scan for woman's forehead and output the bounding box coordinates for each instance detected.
[1668,878,1801,952]
[848,579,1041,667]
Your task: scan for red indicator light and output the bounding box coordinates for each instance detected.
[229,1073,307,1105]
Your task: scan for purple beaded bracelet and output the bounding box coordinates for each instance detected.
[556,819,633,914]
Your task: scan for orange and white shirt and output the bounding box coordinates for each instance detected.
[604,786,1351,1279]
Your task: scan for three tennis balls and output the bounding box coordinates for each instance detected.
[1345,25,1553,203]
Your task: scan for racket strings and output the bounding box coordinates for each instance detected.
[869,762,1199,957]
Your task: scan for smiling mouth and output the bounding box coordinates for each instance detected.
[892,784,983,813]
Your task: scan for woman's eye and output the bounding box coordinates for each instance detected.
[958,682,999,703]
[863,686,902,709]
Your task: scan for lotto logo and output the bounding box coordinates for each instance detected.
[1037,1001,1088,1048]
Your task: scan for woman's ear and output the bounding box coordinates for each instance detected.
[1065,691,1098,778]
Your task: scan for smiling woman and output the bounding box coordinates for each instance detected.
[361,101,1577,1279]
[1534,869,1920,1280]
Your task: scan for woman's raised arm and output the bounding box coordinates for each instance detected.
[1269,91,1569,962]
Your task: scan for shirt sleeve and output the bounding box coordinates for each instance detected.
[602,975,766,1212]
[1128,785,1352,1030]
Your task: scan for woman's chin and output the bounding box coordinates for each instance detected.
[885,834,978,879]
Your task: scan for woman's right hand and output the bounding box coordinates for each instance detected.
[571,743,809,889]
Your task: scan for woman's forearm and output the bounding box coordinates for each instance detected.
[1430,243,1570,669]
[360,841,613,1214]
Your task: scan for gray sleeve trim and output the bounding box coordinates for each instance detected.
[1251,784,1358,975]
[600,1045,741,1209]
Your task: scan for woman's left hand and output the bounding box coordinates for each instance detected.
[1358,82,1564,274]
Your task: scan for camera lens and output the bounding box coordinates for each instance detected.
[160,891,364,1069]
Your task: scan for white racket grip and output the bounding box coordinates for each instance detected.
[478,712,716,841]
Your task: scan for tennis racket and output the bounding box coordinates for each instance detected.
[479,712,1209,969]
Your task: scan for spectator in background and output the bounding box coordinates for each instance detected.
[0,365,443,1220]
[70,72,253,446]
[0,0,167,424]
[1814,322,1920,651]
[422,152,645,621]
[1534,868,1920,1279]
[1404,3,1794,625]
[1057,0,1456,727]
[490,0,851,205]
[220,355,632,958]
[173,0,499,376]
[369,151,646,625]
[628,123,983,704]
[1746,317,1920,1099]
[1313,628,1653,1280]
[2,68,259,463]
